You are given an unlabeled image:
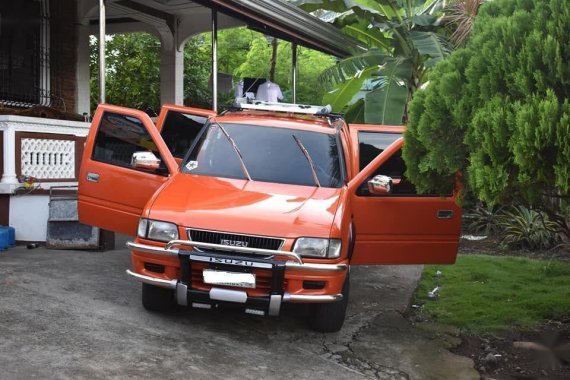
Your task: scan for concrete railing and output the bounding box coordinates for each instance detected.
[0,115,91,194]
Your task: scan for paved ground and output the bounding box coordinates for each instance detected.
[0,241,478,380]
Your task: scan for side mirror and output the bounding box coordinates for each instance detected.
[368,175,393,195]
[131,151,161,171]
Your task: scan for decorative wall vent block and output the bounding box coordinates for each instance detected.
[21,138,75,179]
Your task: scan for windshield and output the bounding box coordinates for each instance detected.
[183,123,343,188]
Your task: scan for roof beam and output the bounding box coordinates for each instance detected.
[191,0,366,57]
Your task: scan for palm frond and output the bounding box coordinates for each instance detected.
[319,50,391,89]
[445,0,484,47]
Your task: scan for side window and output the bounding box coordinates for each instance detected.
[358,131,418,196]
[358,131,453,197]
[160,112,208,159]
[92,112,167,175]
[358,132,401,171]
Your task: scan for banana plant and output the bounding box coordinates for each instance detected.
[293,0,453,125]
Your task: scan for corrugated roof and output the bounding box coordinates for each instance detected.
[166,0,368,57]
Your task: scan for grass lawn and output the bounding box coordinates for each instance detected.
[413,255,570,334]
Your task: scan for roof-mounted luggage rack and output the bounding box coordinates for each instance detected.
[230,99,343,120]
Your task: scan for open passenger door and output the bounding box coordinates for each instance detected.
[155,104,216,165]
[348,125,461,265]
[78,104,215,236]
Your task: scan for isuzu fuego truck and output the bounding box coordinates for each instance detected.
[78,102,460,332]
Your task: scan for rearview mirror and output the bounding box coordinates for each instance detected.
[368,175,392,195]
[131,151,161,171]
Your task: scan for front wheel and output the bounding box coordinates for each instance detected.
[309,272,349,332]
[142,283,175,312]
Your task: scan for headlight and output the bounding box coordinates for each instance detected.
[292,238,342,259]
[137,218,179,242]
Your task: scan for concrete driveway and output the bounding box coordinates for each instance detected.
[0,242,477,380]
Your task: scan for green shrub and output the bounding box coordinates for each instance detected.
[465,205,505,236]
[403,0,570,230]
[498,205,561,250]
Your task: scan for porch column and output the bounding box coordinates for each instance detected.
[292,43,298,104]
[211,8,218,112]
[98,0,106,104]
[1,126,18,185]
[76,24,91,116]
[160,44,184,105]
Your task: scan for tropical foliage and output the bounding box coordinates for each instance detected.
[466,205,561,250]
[465,205,505,236]
[498,206,561,251]
[90,33,211,113]
[403,0,570,241]
[445,0,484,47]
[294,0,454,125]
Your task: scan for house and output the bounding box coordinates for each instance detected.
[0,0,364,244]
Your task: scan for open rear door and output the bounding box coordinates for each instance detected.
[155,104,216,164]
[348,125,461,265]
[78,104,178,236]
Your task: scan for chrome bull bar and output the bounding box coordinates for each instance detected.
[125,239,347,312]
[126,240,348,272]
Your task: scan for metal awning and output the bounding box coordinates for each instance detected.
[143,0,366,57]
[189,0,367,57]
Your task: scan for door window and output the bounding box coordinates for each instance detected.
[160,112,208,159]
[92,112,167,175]
[358,131,448,197]
[358,132,401,171]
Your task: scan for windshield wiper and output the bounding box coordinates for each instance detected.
[292,134,321,187]
[215,122,252,181]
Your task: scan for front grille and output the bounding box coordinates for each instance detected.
[187,228,285,250]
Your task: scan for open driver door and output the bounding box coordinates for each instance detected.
[78,104,214,236]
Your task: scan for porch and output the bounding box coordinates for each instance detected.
[0,0,364,243]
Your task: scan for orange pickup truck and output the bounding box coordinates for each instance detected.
[78,102,461,332]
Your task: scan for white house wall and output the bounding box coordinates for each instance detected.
[9,195,50,242]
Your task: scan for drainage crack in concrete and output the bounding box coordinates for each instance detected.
[316,317,410,380]
[321,344,410,380]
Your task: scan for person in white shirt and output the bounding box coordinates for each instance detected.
[256,80,284,103]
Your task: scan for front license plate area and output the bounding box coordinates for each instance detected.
[203,269,256,289]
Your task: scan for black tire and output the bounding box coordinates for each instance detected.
[142,283,175,312]
[309,272,349,333]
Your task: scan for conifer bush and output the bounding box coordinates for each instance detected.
[403,0,570,239]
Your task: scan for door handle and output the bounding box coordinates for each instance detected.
[437,210,454,219]
[87,172,100,183]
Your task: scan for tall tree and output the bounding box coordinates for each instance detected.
[403,0,570,238]
[90,32,211,113]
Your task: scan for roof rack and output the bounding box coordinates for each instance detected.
[234,99,334,116]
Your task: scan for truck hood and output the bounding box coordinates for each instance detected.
[148,174,343,239]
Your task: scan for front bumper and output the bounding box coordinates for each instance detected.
[126,240,347,316]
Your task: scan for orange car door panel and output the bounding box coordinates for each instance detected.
[78,104,177,236]
[349,131,461,265]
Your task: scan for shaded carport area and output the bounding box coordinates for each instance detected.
[85,0,367,108]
